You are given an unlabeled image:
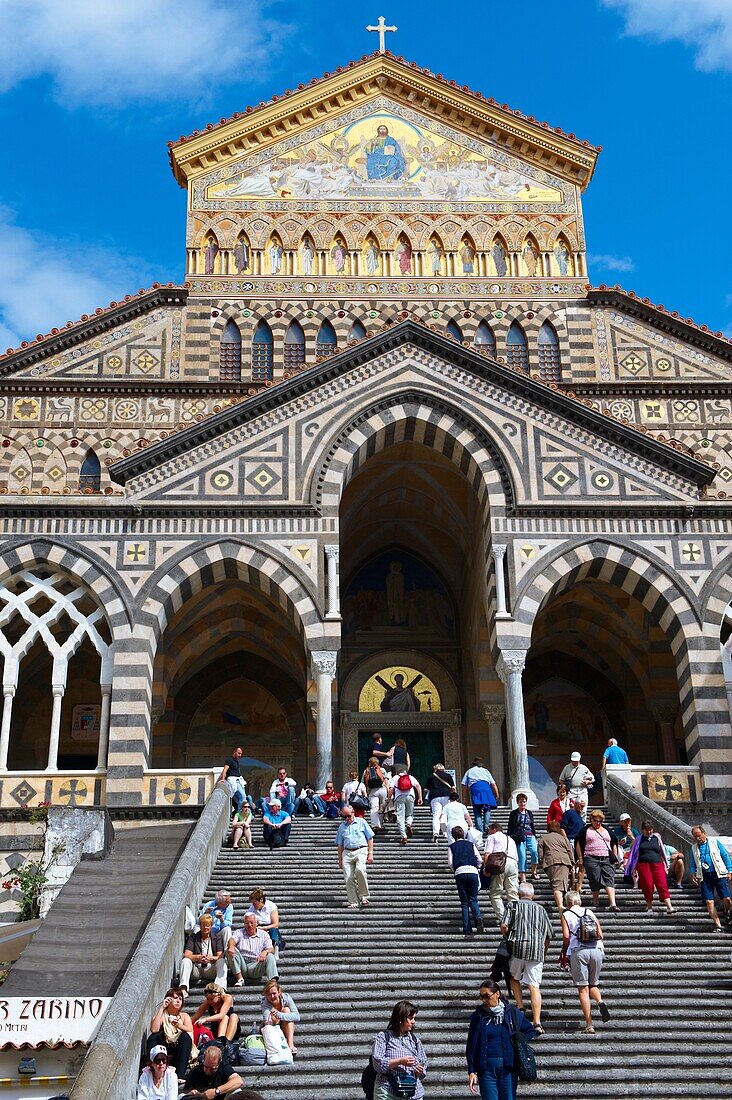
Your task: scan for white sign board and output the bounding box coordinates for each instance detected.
[0,997,111,1046]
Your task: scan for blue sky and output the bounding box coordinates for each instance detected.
[0,0,730,350]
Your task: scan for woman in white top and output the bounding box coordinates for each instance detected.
[136,1045,178,1100]
[439,791,473,838]
[342,770,369,817]
[261,977,301,1054]
[561,889,610,1034]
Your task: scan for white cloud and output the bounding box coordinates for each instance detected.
[603,0,732,72]
[0,0,289,106]
[0,207,154,353]
[588,253,636,272]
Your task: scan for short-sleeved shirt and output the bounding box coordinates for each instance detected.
[603,746,629,764]
[613,826,639,852]
[184,1063,234,1089]
[263,808,290,827]
[224,756,242,777]
[335,817,374,849]
[247,899,277,926]
[231,928,272,959]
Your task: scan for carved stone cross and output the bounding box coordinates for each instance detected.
[367,15,397,53]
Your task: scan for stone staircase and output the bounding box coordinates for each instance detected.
[189,806,731,1100]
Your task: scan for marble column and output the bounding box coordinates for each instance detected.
[492,544,511,619]
[312,651,337,789]
[497,650,537,808]
[481,703,506,799]
[96,685,112,771]
[653,702,680,765]
[0,686,16,770]
[47,686,65,771]
[324,545,340,620]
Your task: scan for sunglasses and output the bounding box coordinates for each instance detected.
[479,992,499,999]
[153,1056,168,1063]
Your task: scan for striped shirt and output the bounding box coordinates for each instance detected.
[504,899,554,961]
[371,1029,427,1099]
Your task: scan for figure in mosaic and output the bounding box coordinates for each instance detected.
[554,241,570,275]
[331,239,347,273]
[492,239,508,276]
[427,239,444,275]
[365,124,407,180]
[523,239,539,276]
[204,238,219,276]
[233,237,250,274]
[300,239,315,275]
[365,238,380,274]
[269,240,284,275]
[460,241,476,274]
[395,239,412,275]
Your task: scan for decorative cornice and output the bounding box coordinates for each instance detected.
[169,53,599,189]
[588,286,732,362]
[0,286,187,380]
[109,318,715,490]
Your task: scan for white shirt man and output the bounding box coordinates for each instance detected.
[440,794,474,839]
[389,772,423,844]
[558,752,594,807]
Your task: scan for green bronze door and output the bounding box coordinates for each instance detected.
[358,730,445,789]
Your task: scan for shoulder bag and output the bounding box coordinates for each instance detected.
[509,1006,537,1082]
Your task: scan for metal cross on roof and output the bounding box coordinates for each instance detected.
[367,15,397,53]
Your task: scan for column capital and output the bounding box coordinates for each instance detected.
[324,544,340,560]
[481,702,506,724]
[652,702,678,724]
[492,543,507,560]
[312,650,338,678]
[496,650,527,682]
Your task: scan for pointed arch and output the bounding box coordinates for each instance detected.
[233,231,251,275]
[362,235,381,276]
[394,232,413,275]
[285,319,306,370]
[474,320,497,358]
[266,234,284,276]
[78,449,101,493]
[7,448,34,494]
[219,318,242,382]
[552,234,575,276]
[251,319,274,382]
[41,446,67,493]
[458,233,477,275]
[537,320,561,382]
[506,321,529,373]
[426,234,445,276]
[489,234,509,277]
[316,319,337,358]
[446,319,463,342]
[520,233,541,277]
[348,319,367,344]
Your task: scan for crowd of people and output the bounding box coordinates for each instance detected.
[136,738,732,1100]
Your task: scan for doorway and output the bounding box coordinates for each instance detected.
[358,729,445,788]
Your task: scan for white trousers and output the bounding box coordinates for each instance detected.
[431,795,450,836]
[180,956,227,990]
[369,787,387,829]
[342,847,370,904]
[394,792,415,838]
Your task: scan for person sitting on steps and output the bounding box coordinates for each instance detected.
[226,913,278,987]
[179,913,227,996]
[262,799,292,849]
[247,887,283,955]
[190,982,241,1044]
[313,779,342,818]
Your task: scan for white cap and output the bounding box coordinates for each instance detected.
[619,813,631,821]
[150,1045,168,1060]
[570,751,581,762]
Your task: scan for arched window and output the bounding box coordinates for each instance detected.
[284,320,305,370]
[251,320,274,382]
[506,322,529,374]
[446,320,463,342]
[348,320,367,344]
[79,449,101,493]
[219,319,242,382]
[537,321,561,382]
[316,319,337,358]
[474,321,496,358]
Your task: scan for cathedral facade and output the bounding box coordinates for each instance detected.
[0,53,730,813]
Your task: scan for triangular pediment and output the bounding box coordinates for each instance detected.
[110,321,713,509]
[170,54,599,191]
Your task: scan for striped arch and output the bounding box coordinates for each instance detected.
[140,539,324,646]
[509,539,730,789]
[0,539,131,630]
[314,393,511,518]
[702,554,732,631]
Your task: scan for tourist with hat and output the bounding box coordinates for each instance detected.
[612,813,639,881]
[558,752,594,816]
[137,1044,178,1099]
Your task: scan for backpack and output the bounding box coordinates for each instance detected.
[577,907,598,944]
[239,1033,266,1066]
[396,773,413,792]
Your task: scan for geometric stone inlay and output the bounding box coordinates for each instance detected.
[211,470,234,491]
[46,465,64,482]
[164,777,192,805]
[544,463,578,492]
[591,471,612,490]
[621,353,646,375]
[681,543,701,563]
[246,463,281,493]
[519,545,537,560]
[135,351,158,373]
[58,778,88,806]
[9,780,38,806]
[11,465,30,482]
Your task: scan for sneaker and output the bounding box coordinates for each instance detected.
[274,946,280,958]
[599,1002,611,1022]
[644,907,654,915]
[234,978,245,987]
[433,835,439,844]
[713,924,723,933]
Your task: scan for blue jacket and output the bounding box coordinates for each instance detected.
[465,1004,535,1074]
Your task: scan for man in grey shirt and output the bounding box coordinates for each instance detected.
[559,751,594,815]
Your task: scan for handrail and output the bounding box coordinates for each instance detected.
[606,772,694,855]
[69,781,231,1100]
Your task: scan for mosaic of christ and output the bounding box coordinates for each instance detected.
[208,111,562,203]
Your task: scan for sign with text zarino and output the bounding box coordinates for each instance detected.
[0,997,111,1046]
